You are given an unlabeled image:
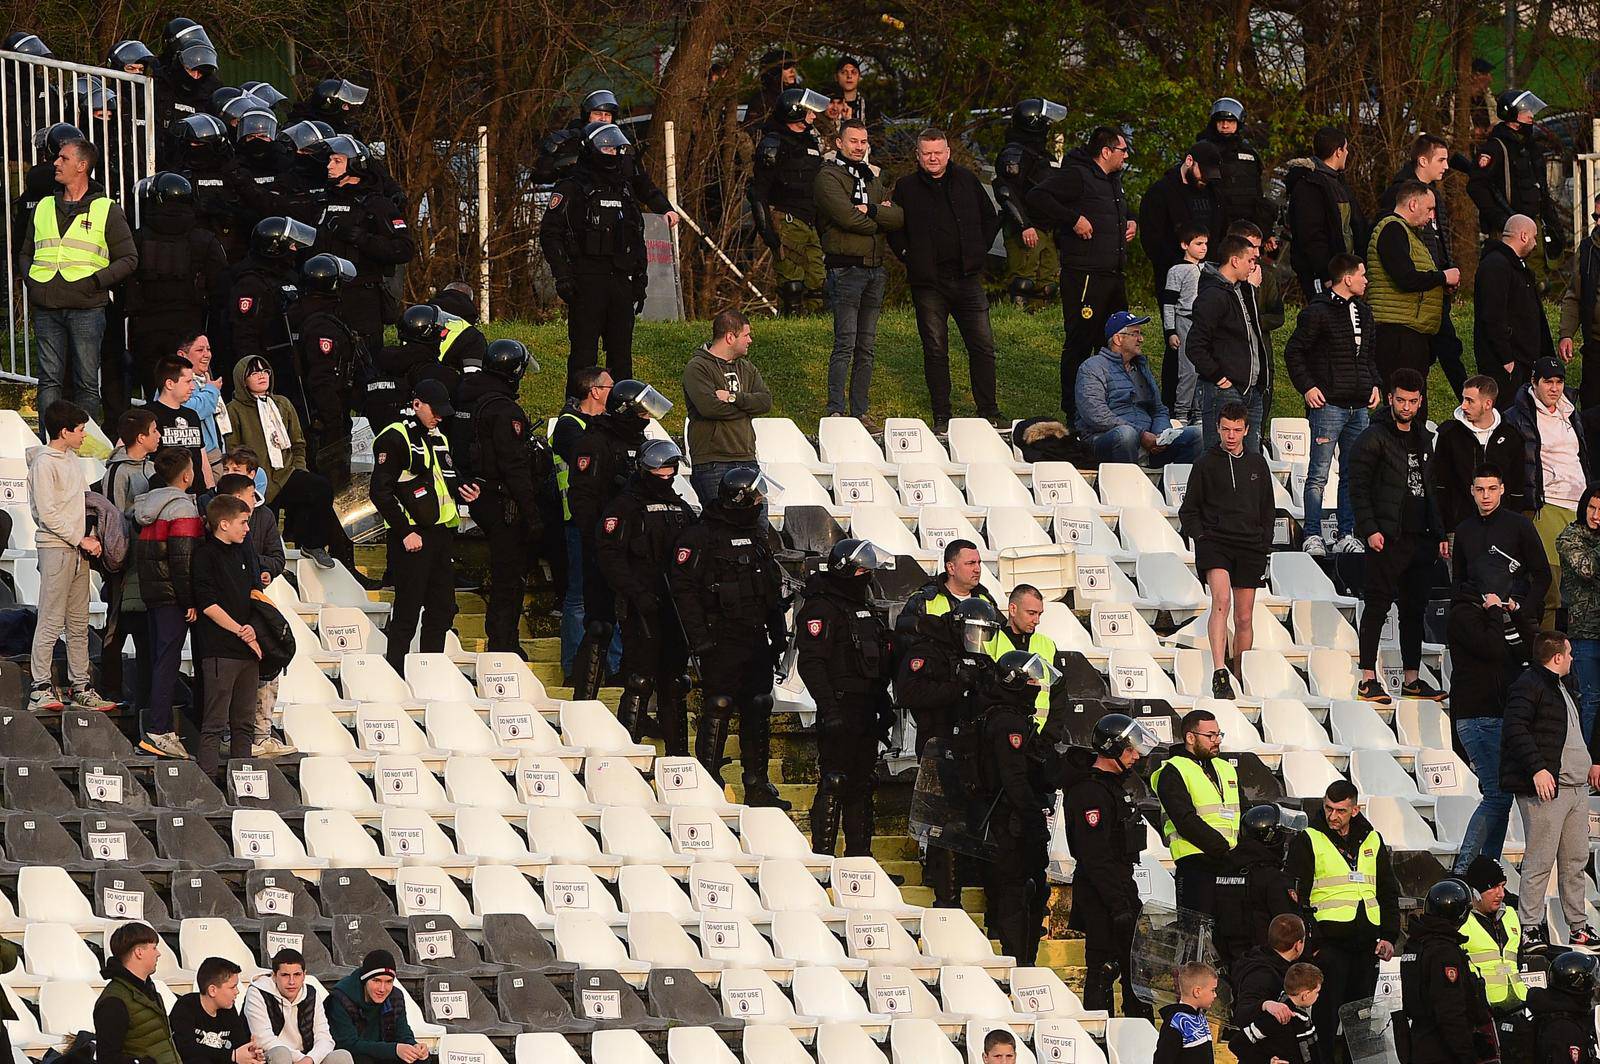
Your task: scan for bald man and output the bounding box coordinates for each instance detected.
[1475,214,1555,408]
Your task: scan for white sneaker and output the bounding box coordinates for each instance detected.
[1332,535,1367,554]
[250,735,297,758]
[139,731,191,759]
[1302,535,1326,556]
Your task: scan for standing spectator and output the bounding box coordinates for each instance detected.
[1501,631,1600,948]
[552,367,618,682]
[1287,127,1365,300]
[95,922,181,1064]
[888,128,1003,432]
[682,310,772,504]
[1558,487,1600,742]
[27,400,117,712]
[244,950,352,1064]
[21,137,138,424]
[151,356,211,491]
[135,447,203,759]
[1505,357,1593,617]
[179,335,228,479]
[1140,144,1222,410]
[1475,214,1552,405]
[1558,189,1600,407]
[1366,181,1459,394]
[1186,233,1270,453]
[1429,376,1527,533]
[169,957,263,1064]
[218,473,293,759]
[833,57,867,124]
[191,494,264,779]
[1160,224,1210,424]
[1027,126,1135,417]
[327,952,429,1064]
[1283,253,1380,554]
[814,118,902,426]
[1154,963,1219,1064]
[106,408,160,716]
[1179,401,1275,697]
[1227,915,1307,1043]
[1234,963,1322,1064]
[1379,135,1466,397]
[1348,369,1447,704]
[1073,311,1202,465]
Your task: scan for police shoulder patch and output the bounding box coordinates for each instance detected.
[512,420,523,435]
[676,547,692,564]
[806,618,824,637]
[318,337,334,354]
[576,455,591,471]
[1009,733,1023,749]
[603,517,619,534]
[1443,965,1457,983]
[1570,1047,1581,1064]
[548,192,564,209]
[1478,153,1493,168]
[237,296,254,314]
[1084,809,1101,827]
[391,218,407,228]
[909,658,924,672]
[377,452,387,464]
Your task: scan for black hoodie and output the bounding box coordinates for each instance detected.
[1186,264,1269,390]
[1154,1001,1215,1064]
[1178,443,1276,553]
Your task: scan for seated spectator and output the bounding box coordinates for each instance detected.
[244,949,352,1064]
[1074,310,1202,465]
[224,355,343,569]
[1233,962,1321,1064]
[169,956,264,1064]
[95,921,182,1064]
[327,951,429,1064]
[178,334,229,478]
[222,447,270,506]
[1557,485,1600,742]
[135,446,203,760]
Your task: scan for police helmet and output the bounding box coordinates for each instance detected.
[1424,878,1474,925]
[213,87,247,112]
[606,379,673,420]
[221,95,269,125]
[1497,88,1548,122]
[308,120,338,139]
[73,77,116,114]
[827,538,891,576]
[398,304,447,343]
[174,113,229,146]
[1550,949,1600,995]
[241,81,289,109]
[301,253,356,294]
[582,121,634,173]
[324,134,372,174]
[483,338,537,384]
[774,87,830,124]
[237,111,279,142]
[1012,98,1067,136]
[139,172,194,209]
[3,32,51,58]
[36,122,83,158]
[638,438,685,472]
[177,41,219,74]
[1242,803,1294,847]
[162,18,208,53]
[1210,97,1246,122]
[582,89,620,118]
[314,78,370,109]
[251,216,317,259]
[994,650,1061,695]
[109,40,155,71]
[717,466,770,511]
[1092,713,1161,760]
[953,598,1002,654]
[278,120,328,153]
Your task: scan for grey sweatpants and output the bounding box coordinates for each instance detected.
[1516,784,1591,932]
[30,545,91,689]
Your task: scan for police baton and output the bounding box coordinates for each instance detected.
[673,205,780,316]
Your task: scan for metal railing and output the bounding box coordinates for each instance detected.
[3,51,156,384]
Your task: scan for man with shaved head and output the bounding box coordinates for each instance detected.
[1475,213,1554,408]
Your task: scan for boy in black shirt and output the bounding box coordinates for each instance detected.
[170,956,264,1064]
[217,472,295,760]
[191,494,263,777]
[152,355,213,492]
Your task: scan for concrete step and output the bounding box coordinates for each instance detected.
[726,781,813,812]
[878,860,922,886]
[526,636,561,663]
[454,612,535,642]
[1034,938,1084,970]
[721,759,785,783]
[899,885,987,914]
[871,835,921,861]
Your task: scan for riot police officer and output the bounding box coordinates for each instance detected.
[316,134,415,359]
[291,253,362,480]
[1468,89,1561,258]
[276,120,332,226]
[1530,950,1599,1064]
[669,468,789,806]
[1064,712,1160,1020]
[980,650,1067,964]
[797,539,895,854]
[287,78,369,136]
[1397,878,1498,1064]
[1195,97,1274,235]
[749,87,830,315]
[536,89,619,181]
[457,339,553,657]
[364,304,466,454]
[1213,803,1299,972]
[993,98,1066,311]
[109,39,156,75]
[226,216,315,382]
[370,379,480,673]
[1151,708,1240,916]
[568,380,674,698]
[542,123,661,389]
[597,439,696,751]
[174,113,267,260]
[153,24,221,167]
[232,108,287,229]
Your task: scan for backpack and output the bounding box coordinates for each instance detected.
[83,490,131,574]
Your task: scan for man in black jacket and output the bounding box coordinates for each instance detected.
[1283,253,1380,553]
[1026,126,1136,417]
[1430,375,1527,531]
[1287,127,1366,300]
[1348,368,1447,705]
[1450,463,1550,621]
[1503,631,1600,949]
[1558,189,1600,406]
[1139,142,1223,407]
[1186,234,1269,453]
[1475,214,1553,405]
[1379,134,1468,397]
[888,128,1002,432]
[1227,915,1307,1053]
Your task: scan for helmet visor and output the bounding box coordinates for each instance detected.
[634,384,673,420]
[331,255,357,285]
[1013,652,1062,689]
[1211,96,1245,121]
[960,616,1001,654]
[238,112,278,141]
[243,82,288,108]
[588,123,633,154]
[1121,719,1161,756]
[324,134,365,159]
[1039,99,1068,123]
[583,89,620,114]
[178,42,218,71]
[334,80,370,106]
[282,218,318,249]
[1512,90,1549,118]
[279,121,326,151]
[798,88,831,114]
[842,540,892,573]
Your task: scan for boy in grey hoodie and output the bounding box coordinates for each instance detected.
[28,401,117,712]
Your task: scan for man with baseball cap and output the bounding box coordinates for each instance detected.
[1073,309,1202,465]
[1506,355,1594,616]
[326,951,428,1064]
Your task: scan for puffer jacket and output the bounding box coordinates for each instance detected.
[1286,158,1365,288]
[1186,263,1269,389]
[1500,662,1600,794]
[1348,408,1440,542]
[1282,289,1379,405]
[1557,484,1600,640]
[1504,382,1593,512]
[1026,146,1129,274]
[134,485,201,609]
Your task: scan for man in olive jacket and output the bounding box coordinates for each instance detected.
[814,118,903,424]
[95,922,181,1064]
[682,308,772,504]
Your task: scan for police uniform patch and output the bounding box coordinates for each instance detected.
[1571,1048,1581,1064]
[1443,966,1457,983]
[909,658,924,672]
[1478,153,1492,168]
[1009,733,1023,749]
[549,193,563,209]
[576,455,590,471]
[676,547,691,564]
[238,296,254,314]
[511,420,523,434]
[391,218,407,228]
[377,452,387,464]
[1084,809,1100,827]
[318,337,334,354]
[806,619,824,637]
[603,517,619,534]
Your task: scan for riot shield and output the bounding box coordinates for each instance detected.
[908,738,999,861]
[1129,903,1232,1023]
[1338,997,1400,1064]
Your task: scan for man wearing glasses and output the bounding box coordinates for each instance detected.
[1073,310,1201,465]
[1152,709,1241,916]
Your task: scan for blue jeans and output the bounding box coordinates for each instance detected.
[826,266,886,417]
[1199,381,1265,455]
[561,525,620,676]
[691,460,761,514]
[1089,424,1203,466]
[1303,403,1370,540]
[1452,716,1513,870]
[1572,638,1600,746]
[33,305,105,425]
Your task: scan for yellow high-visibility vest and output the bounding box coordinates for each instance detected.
[1151,754,1239,860]
[1306,827,1383,925]
[440,317,468,359]
[29,196,112,283]
[1461,907,1524,1007]
[378,419,459,528]
[984,629,1058,725]
[551,410,587,522]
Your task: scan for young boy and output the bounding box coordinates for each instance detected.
[1155,961,1218,1064]
[27,400,117,712]
[217,472,294,758]
[151,355,213,492]
[134,447,203,758]
[222,447,269,506]
[168,955,265,1064]
[105,408,161,715]
[1233,961,1320,1064]
[192,494,265,778]
[979,1028,1017,1064]
[1162,223,1209,425]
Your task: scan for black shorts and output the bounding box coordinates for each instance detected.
[1195,540,1267,589]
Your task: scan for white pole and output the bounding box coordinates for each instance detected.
[478,124,491,321]
[664,119,682,265]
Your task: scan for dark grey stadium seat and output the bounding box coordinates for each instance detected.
[1227,752,1286,805]
[225,759,305,814]
[1049,696,1123,748]
[406,915,505,977]
[2,811,101,872]
[172,869,251,924]
[647,967,741,1030]
[320,868,403,926]
[152,760,231,815]
[79,759,154,814]
[571,969,669,1031]
[79,812,175,870]
[157,811,253,871]
[246,870,327,927]
[92,868,177,931]
[0,710,62,761]
[332,914,426,978]
[780,505,845,557]
[420,975,521,1035]
[259,917,340,980]
[495,970,594,1033]
[481,913,573,976]
[60,710,138,759]
[1056,651,1110,698]
[4,760,79,814]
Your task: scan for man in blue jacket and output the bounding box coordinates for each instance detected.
[1074,310,1202,465]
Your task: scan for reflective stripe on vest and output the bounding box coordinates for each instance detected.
[29,196,112,283]
[984,629,1058,722]
[379,419,459,528]
[1151,754,1240,860]
[439,317,469,359]
[1306,827,1382,924]
[1461,907,1524,1007]
[552,410,587,521]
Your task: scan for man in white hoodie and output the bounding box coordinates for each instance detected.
[1428,374,1527,536]
[243,950,350,1064]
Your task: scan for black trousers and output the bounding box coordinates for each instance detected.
[1374,323,1433,394]
[1357,532,1434,671]
[1173,854,1218,915]
[986,814,1050,965]
[1308,936,1380,1064]
[815,719,878,856]
[1059,267,1127,416]
[1432,309,1467,398]
[620,600,690,755]
[1075,880,1150,1020]
[476,501,535,655]
[909,275,998,421]
[384,526,458,673]
[579,537,616,629]
[565,273,636,390]
[270,468,347,557]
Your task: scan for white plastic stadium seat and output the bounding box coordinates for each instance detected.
[395,865,479,927]
[1008,967,1097,1019]
[515,754,598,813]
[1350,750,1430,807]
[1134,553,1207,614]
[355,702,442,757]
[1241,650,1328,710]
[700,914,793,977]
[897,464,979,517]
[545,864,626,923]
[794,968,877,1025]
[1051,507,1128,561]
[1290,600,1360,653]
[405,653,478,702]
[1259,699,1343,754]
[666,1027,741,1064]
[883,418,963,476]
[921,908,1015,970]
[1104,1017,1158,1064]
[760,861,849,924]
[454,805,549,869]
[817,1021,891,1064]
[516,1034,585,1064]
[298,756,383,816]
[602,807,689,876]
[755,418,832,477]
[946,419,1029,475]
[553,912,649,978]
[561,701,653,762]
[304,809,399,871]
[1034,1019,1109,1064]
[766,462,850,523]
[917,505,994,559]
[526,808,622,876]
[1269,552,1357,609]
[472,863,554,924]
[721,968,816,1029]
[654,756,739,812]
[1361,795,1451,854]
[890,1019,963,1064]
[1413,748,1480,798]
[179,917,266,980]
[1280,751,1345,800]
[1097,464,1174,515]
[1116,507,1192,563]
[444,755,524,812]
[380,808,476,869]
[375,754,454,813]
[1329,701,1406,755]
[819,417,894,475]
[626,911,723,981]
[832,858,922,920]
[832,461,911,516]
[617,864,697,922]
[939,967,1031,1029]
[742,1024,818,1064]
[282,703,367,759]
[232,809,329,871]
[771,910,867,980]
[964,1023,1036,1064]
[1031,463,1109,514]
[296,557,391,619]
[963,464,1037,512]
[1088,604,1164,652]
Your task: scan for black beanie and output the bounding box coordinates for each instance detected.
[359,949,396,982]
[1463,856,1507,893]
